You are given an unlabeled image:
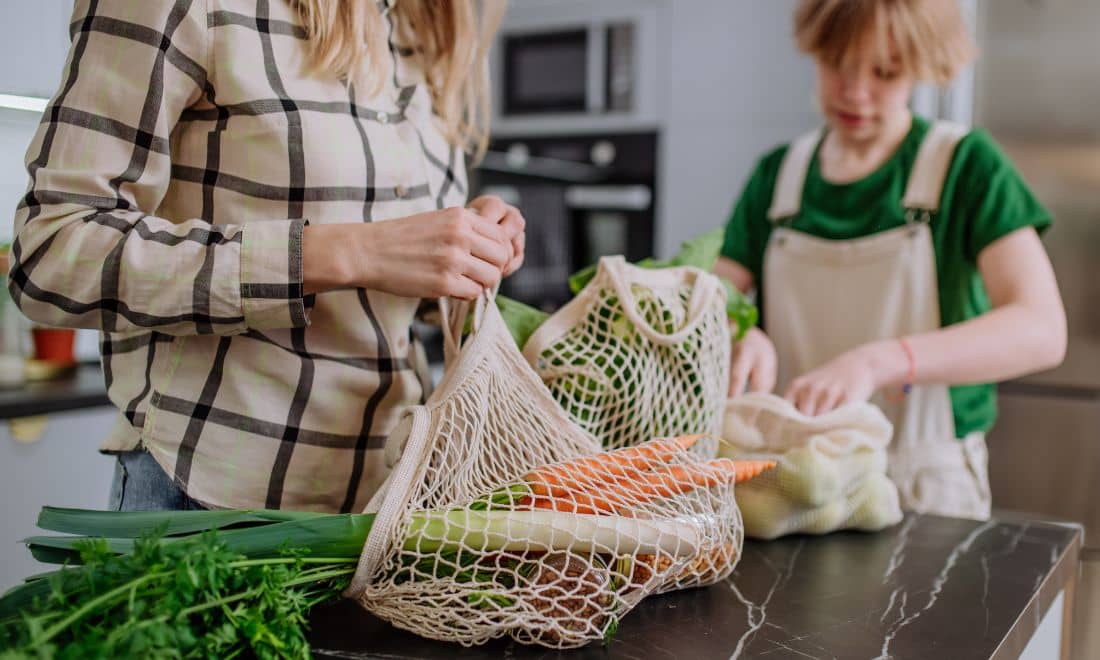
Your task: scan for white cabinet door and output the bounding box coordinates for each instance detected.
[0,1,72,98]
[0,407,117,592]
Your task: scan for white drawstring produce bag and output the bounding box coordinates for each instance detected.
[720,393,903,539]
[346,291,749,648]
[523,256,731,452]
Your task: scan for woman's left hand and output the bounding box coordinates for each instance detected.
[467,195,526,277]
[784,348,878,416]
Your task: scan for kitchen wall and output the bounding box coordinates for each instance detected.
[658,0,817,257]
[0,0,71,244]
[0,110,39,244]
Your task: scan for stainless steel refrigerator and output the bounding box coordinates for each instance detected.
[965,2,1100,658]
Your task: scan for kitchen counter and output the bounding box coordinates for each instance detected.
[308,513,1081,659]
[0,362,110,419]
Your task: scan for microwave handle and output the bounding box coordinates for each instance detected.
[564,185,652,211]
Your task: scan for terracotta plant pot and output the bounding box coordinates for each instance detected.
[31,327,76,364]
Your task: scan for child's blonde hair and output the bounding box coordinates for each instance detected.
[794,0,976,85]
[292,0,504,161]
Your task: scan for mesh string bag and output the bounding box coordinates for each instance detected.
[345,292,746,648]
[522,256,731,452]
[720,393,903,539]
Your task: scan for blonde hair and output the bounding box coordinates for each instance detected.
[794,0,976,85]
[292,0,504,161]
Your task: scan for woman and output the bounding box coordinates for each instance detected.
[8,0,522,513]
[716,0,1066,519]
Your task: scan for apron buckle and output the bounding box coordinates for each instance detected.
[904,208,932,238]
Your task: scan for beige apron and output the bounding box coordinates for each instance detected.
[761,120,991,520]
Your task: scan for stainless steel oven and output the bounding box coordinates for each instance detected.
[471,132,658,311]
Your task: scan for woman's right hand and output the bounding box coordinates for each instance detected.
[728,326,778,397]
[304,206,513,299]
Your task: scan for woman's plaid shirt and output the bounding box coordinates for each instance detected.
[8,0,468,512]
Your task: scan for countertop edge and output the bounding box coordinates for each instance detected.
[990,523,1083,660]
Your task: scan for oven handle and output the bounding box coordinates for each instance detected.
[564,185,652,211]
[479,150,606,183]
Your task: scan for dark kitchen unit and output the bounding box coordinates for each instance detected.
[470,131,658,312]
[973,2,1100,659]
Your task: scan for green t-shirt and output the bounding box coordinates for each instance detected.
[721,115,1052,438]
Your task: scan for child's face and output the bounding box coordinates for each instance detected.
[814,45,915,144]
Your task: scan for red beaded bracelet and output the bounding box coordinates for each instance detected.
[886,337,916,403]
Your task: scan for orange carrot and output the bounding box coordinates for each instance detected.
[565,458,777,512]
[510,438,774,516]
[524,480,616,514]
[525,495,600,515]
[524,435,704,486]
[733,459,776,483]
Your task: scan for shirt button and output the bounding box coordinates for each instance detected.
[377,111,389,124]
[394,184,407,199]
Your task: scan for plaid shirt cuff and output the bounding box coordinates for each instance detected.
[240,219,309,329]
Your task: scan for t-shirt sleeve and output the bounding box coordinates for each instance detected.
[950,130,1053,263]
[721,147,786,284]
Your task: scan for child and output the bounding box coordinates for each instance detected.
[715,0,1066,520]
[8,0,521,513]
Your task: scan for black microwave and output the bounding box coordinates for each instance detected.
[501,23,636,116]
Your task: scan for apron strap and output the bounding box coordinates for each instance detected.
[767,128,823,223]
[901,120,970,213]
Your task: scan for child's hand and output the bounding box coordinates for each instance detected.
[466,195,526,277]
[784,347,879,416]
[729,327,777,397]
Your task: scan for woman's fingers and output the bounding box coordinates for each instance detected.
[468,195,526,277]
[461,250,503,291]
[466,228,511,272]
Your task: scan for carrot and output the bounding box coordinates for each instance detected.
[525,495,600,516]
[524,481,616,514]
[524,435,703,486]
[734,459,776,483]
[509,438,774,516]
[565,458,777,513]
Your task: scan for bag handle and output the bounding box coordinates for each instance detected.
[438,284,499,366]
[600,256,723,346]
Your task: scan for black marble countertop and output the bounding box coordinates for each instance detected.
[307,513,1081,660]
[0,362,110,419]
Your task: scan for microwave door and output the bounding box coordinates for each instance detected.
[503,29,588,115]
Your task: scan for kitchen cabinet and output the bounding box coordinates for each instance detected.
[0,406,117,592]
[989,384,1100,660]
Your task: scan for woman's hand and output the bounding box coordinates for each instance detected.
[303,206,513,299]
[466,195,526,276]
[784,340,908,416]
[729,327,778,397]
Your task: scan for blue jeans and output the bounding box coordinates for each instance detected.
[108,450,207,511]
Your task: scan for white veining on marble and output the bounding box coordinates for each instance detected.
[876,589,910,659]
[758,637,825,659]
[884,516,916,580]
[880,586,905,624]
[874,520,997,660]
[728,541,806,660]
[975,524,1030,636]
[758,623,838,660]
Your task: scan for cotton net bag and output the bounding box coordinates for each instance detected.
[346,291,745,648]
[720,393,903,539]
[523,256,731,452]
